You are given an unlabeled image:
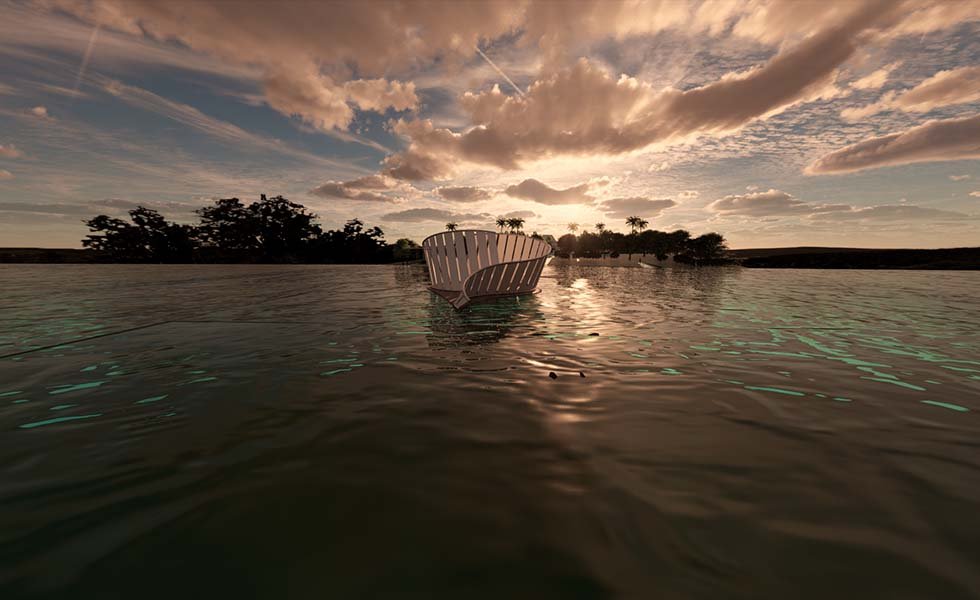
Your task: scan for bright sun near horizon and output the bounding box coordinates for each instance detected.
[1,0,978,249]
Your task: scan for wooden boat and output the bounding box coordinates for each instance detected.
[422,230,552,308]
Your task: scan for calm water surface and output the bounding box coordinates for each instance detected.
[1,264,979,599]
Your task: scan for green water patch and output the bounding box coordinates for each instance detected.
[136,395,168,405]
[796,334,850,357]
[20,413,102,429]
[628,352,648,358]
[941,365,980,373]
[660,368,682,376]
[921,400,969,412]
[832,397,853,402]
[0,391,23,398]
[925,380,941,385]
[320,368,352,376]
[48,381,106,395]
[744,386,805,397]
[12,398,30,404]
[178,377,218,386]
[80,365,98,372]
[860,377,926,391]
[49,404,76,411]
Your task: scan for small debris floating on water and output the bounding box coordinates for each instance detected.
[589,333,600,336]
[579,371,586,378]
[549,372,558,379]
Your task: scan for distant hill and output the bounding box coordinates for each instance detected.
[729,247,873,259]
[737,247,980,270]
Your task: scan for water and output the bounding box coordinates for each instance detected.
[1,264,978,599]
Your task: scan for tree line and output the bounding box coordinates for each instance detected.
[82,194,420,263]
[81,196,728,265]
[553,220,729,264]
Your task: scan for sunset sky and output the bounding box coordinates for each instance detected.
[1,0,978,248]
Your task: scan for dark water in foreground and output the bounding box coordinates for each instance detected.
[1,264,979,599]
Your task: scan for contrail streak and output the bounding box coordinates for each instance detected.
[475,46,525,97]
[71,23,101,100]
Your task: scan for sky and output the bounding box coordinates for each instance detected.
[0,0,978,249]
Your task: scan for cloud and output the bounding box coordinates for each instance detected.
[849,61,901,90]
[0,169,13,180]
[501,210,538,219]
[381,208,490,222]
[98,76,356,167]
[970,191,980,198]
[383,1,900,180]
[597,197,676,219]
[678,190,700,199]
[949,174,971,181]
[893,66,980,111]
[708,189,816,215]
[708,188,968,221]
[30,105,53,120]
[503,179,593,205]
[435,186,493,203]
[262,68,418,132]
[843,65,980,120]
[806,114,980,175]
[807,204,968,221]
[0,198,200,215]
[41,0,511,133]
[309,175,401,202]
[0,144,22,158]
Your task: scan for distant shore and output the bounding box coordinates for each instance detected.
[2,246,978,269]
[732,247,980,270]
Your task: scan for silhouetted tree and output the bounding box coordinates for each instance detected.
[684,233,728,263]
[312,218,388,263]
[196,194,320,261]
[495,216,507,233]
[626,216,648,235]
[567,223,579,234]
[251,194,321,259]
[506,217,525,233]
[196,198,256,251]
[667,229,691,255]
[83,207,196,262]
[391,237,421,262]
[556,233,577,256]
[445,222,458,231]
[594,223,606,234]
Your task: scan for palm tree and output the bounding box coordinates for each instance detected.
[495,216,507,233]
[594,223,605,234]
[506,217,525,233]
[626,216,648,235]
[445,222,458,231]
[567,223,579,234]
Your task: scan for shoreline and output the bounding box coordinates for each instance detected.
[2,246,979,270]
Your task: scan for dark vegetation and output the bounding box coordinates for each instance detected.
[740,247,980,270]
[554,226,731,265]
[78,194,421,263]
